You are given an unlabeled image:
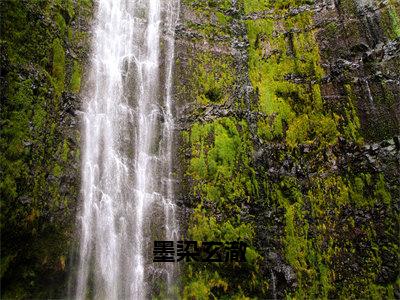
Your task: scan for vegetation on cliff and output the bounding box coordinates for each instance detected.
[176,0,399,298]
[1,0,399,298]
[0,1,92,297]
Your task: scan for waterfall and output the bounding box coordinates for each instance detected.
[74,0,180,298]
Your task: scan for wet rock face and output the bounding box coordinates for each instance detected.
[175,0,399,298]
[313,0,400,141]
[0,1,93,298]
[1,0,398,298]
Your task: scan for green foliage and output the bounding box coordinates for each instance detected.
[181,0,232,42]
[183,268,229,300]
[0,0,91,297]
[2,0,397,298]
[264,172,398,298]
[181,1,399,298]
[61,139,69,162]
[185,52,235,106]
[188,118,257,206]
[52,38,65,94]
[55,13,66,36]
[380,0,400,39]
[256,118,273,141]
[183,0,400,299]
[183,117,266,298]
[183,207,265,298]
[242,5,398,295]
[246,11,326,141]
[374,174,392,206]
[183,0,232,12]
[342,84,362,143]
[244,0,314,13]
[189,207,255,243]
[389,8,400,37]
[286,114,339,149]
[70,60,82,93]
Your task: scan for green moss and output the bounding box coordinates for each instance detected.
[246,10,326,142]
[244,0,314,13]
[66,0,75,19]
[55,13,66,36]
[257,118,273,141]
[183,268,229,300]
[388,6,400,38]
[286,114,339,149]
[183,114,265,298]
[374,174,391,206]
[180,0,399,298]
[189,207,255,242]
[61,139,69,162]
[346,173,392,207]
[184,205,264,298]
[243,0,267,13]
[264,169,398,299]
[215,11,230,25]
[181,0,233,42]
[175,48,237,110]
[342,84,362,143]
[188,118,257,206]
[380,4,400,39]
[0,0,90,297]
[337,0,358,15]
[194,53,235,105]
[53,163,62,177]
[52,38,65,94]
[325,22,339,38]
[33,101,45,126]
[284,204,308,272]
[70,60,82,93]
[286,114,310,148]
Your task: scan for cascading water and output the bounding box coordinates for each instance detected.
[74,0,180,298]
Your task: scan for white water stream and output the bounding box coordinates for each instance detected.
[75,0,179,298]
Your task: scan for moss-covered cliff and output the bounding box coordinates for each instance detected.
[0,1,92,298]
[174,0,399,298]
[1,0,399,298]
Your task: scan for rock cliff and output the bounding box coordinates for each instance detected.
[174,0,399,298]
[1,1,92,297]
[1,0,399,298]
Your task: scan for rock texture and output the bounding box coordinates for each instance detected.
[0,1,93,298]
[174,0,399,298]
[1,0,399,298]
